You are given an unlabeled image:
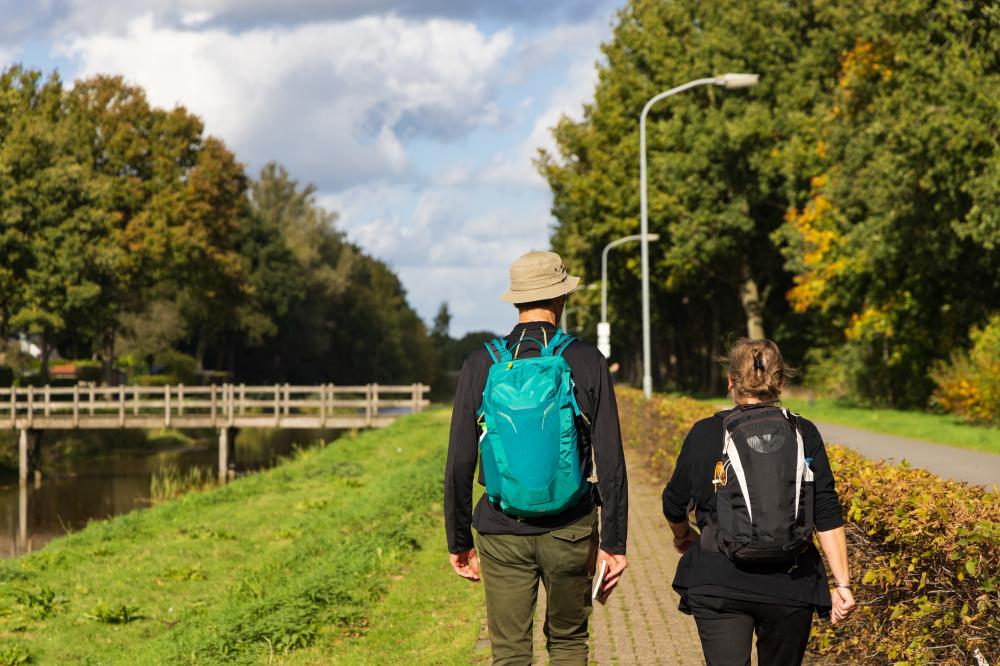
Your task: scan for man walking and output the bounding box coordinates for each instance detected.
[444,250,628,665]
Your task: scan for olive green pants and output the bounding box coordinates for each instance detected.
[476,509,599,666]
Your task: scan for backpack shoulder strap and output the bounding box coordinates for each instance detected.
[550,328,576,357]
[782,407,807,520]
[484,338,511,364]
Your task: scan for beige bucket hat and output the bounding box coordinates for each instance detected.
[501,251,581,304]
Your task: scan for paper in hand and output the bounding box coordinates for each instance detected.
[592,560,608,601]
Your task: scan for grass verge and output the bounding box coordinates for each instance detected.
[669,392,1000,454]
[779,397,1000,454]
[0,409,483,665]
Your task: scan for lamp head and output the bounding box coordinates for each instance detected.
[715,73,759,89]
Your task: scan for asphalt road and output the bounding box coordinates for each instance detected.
[816,422,999,489]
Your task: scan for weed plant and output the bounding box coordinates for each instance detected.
[149,464,216,504]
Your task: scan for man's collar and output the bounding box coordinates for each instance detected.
[511,320,557,334]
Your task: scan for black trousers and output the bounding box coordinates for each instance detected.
[686,593,813,666]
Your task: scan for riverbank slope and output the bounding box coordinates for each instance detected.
[0,410,482,665]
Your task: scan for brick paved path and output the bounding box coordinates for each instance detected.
[520,454,704,665]
[586,469,704,665]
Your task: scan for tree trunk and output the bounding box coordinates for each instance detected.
[196,333,207,373]
[102,328,116,386]
[40,338,52,383]
[739,262,766,340]
[709,301,722,393]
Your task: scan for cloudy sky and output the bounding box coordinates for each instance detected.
[0,0,620,335]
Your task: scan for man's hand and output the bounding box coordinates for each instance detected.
[595,549,628,603]
[830,587,855,624]
[449,548,481,582]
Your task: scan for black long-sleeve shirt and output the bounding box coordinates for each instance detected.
[663,407,845,615]
[444,321,628,555]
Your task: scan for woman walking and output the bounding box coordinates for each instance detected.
[663,339,855,665]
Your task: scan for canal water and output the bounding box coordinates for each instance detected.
[0,428,339,558]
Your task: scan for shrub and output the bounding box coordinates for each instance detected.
[156,350,199,385]
[614,387,717,479]
[931,314,1000,424]
[74,360,103,384]
[814,447,999,665]
[130,373,174,387]
[617,388,999,665]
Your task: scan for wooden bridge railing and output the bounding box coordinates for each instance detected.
[2,383,430,430]
[3,383,431,483]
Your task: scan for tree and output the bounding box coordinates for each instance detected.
[540,0,821,391]
[0,67,112,379]
[776,4,1000,406]
[62,75,249,378]
[228,163,438,386]
[432,302,452,340]
[540,0,1000,405]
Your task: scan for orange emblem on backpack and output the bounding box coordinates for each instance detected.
[712,461,727,493]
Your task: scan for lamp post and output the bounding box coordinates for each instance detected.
[598,233,659,358]
[639,72,759,398]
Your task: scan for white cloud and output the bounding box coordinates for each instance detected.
[324,183,553,333]
[0,46,15,68]
[59,13,513,190]
[452,20,607,189]
[28,3,617,336]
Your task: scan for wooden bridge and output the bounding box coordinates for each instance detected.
[3,383,430,484]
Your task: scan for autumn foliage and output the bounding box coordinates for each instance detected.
[616,388,999,665]
[931,315,1000,425]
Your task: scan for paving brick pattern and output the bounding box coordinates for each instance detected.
[519,456,705,665]
[474,449,852,665]
[586,472,704,666]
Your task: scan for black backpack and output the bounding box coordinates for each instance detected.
[702,406,815,563]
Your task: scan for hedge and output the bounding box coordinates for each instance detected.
[615,387,999,666]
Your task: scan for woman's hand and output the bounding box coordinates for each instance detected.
[667,518,698,554]
[672,529,699,554]
[830,586,855,624]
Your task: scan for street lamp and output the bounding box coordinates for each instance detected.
[597,233,660,358]
[639,72,759,398]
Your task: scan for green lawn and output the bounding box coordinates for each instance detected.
[687,393,1000,455]
[778,397,1000,454]
[0,409,483,665]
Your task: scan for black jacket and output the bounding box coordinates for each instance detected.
[663,406,844,614]
[444,321,628,555]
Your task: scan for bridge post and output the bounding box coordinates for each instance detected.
[18,429,42,485]
[17,479,27,553]
[73,384,80,427]
[320,384,327,428]
[218,427,237,483]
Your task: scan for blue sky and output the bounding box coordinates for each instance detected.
[0,0,621,336]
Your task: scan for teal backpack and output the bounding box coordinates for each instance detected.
[477,328,589,517]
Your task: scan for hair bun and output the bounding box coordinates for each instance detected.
[727,338,788,402]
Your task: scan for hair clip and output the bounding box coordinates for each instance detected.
[752,356,764,371]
